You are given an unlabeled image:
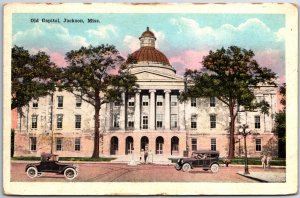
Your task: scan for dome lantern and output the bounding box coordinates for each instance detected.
[139,27,156,48]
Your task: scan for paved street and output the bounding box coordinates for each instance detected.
[11,162,285,182]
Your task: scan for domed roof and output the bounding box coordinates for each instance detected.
[139,27,156,40]
[129,46,170,65]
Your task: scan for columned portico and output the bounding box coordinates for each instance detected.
[179,90,185,130]
[134,90,141,130]
[164,90,171,130]
[149,89,156,130]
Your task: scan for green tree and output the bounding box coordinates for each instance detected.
[276,83,286,158]
[182,46,276,159]
[11,46,60,110]
[62,45,137,158]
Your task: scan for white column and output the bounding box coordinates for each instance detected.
[149,89,156,130]
[134,90,141,130]
[120,92,126,130]
[164,90,171,130]
[179,90,185,130]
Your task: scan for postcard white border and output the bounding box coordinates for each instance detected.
[3,3,298,195]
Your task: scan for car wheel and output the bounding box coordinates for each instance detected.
[64,168,77,180]
[210,164,219,173]
[182,163,191,172]
[26,167,38,178]
[175,164,182,171]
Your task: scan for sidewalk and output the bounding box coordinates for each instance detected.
[237,171,286,182]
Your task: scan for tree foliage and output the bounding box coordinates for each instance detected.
[276,83,286,158]
[182,46,277,159]
[62,44,137,158]
[11,46,60,110]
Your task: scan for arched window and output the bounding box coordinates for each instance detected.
[125,136,134,155]
[156,136,164,154]
[171,136,179,155]
[110,136,119,155]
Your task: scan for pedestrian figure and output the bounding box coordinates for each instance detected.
[261,155,267,169]
[144,150,149,164]
[140,149,144,164]
[266,155,272,168]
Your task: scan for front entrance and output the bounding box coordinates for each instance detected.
[171,136,179,155]
[156,136,164,154]
[125,136,134,155]
[110,136,118,155]
[141,136,149,151]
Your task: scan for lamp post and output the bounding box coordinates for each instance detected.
[238,124,251,175]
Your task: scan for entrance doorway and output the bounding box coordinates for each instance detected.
[156,136,164,154]
[125,136,134,155]
[110,136,119,155]
[171,136,179,155]
[141,136,149,151]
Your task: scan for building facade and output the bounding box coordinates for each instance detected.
[14,28,278,159]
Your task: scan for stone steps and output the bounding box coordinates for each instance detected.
[111,155,174,165]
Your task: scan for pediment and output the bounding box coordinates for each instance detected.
[132,70,183,81]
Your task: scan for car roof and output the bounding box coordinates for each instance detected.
[41,153,59,157]
[192,150,219,154]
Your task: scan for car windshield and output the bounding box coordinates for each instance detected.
[191,152,219,158]
[41,153,59,161]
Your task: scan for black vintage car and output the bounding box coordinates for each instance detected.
[175,150,220,173]
[25,153,79,180]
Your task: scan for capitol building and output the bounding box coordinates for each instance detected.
[14,28,278,160]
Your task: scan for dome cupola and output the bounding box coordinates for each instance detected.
[139,27,156,48]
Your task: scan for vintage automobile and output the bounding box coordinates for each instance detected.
[175,150,220,173]
[25,153,79,180]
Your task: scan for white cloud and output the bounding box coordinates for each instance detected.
[13,23,88,53]
[275,28,286,42]
[170,17,284,51]
[123,35,140,53]
[86,24,118,39]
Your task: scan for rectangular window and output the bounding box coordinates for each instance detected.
[75,115,81,129]
[128,114,134,128]
[30,137,37,151]
[210,115,216,128]
[142,95,149,106]
[57,114,63,129]
[191,138,197,151]
[142,116,148,129]
[114,101,120,106]
[32,101,38,108]
[75,138,81,151]
[32,115,38,129]
[75,96,82,107]
[171,114,178,128]
[156,114,163,128]
[255,116,261,129]
[256,139,262,151]
[113,114,120,128]
[156,95,163,106]
[171,95,178,106]
[191,98,197,107]
[56,138,63,151]
[210,97,216,107]
[57,96,63,108]
[211,138,216,151]
[191,115,197,129]
[128,95,135,107]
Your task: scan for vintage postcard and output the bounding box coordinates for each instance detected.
[3,3,298,195]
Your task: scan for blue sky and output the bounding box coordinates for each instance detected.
[12,13,285,82]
